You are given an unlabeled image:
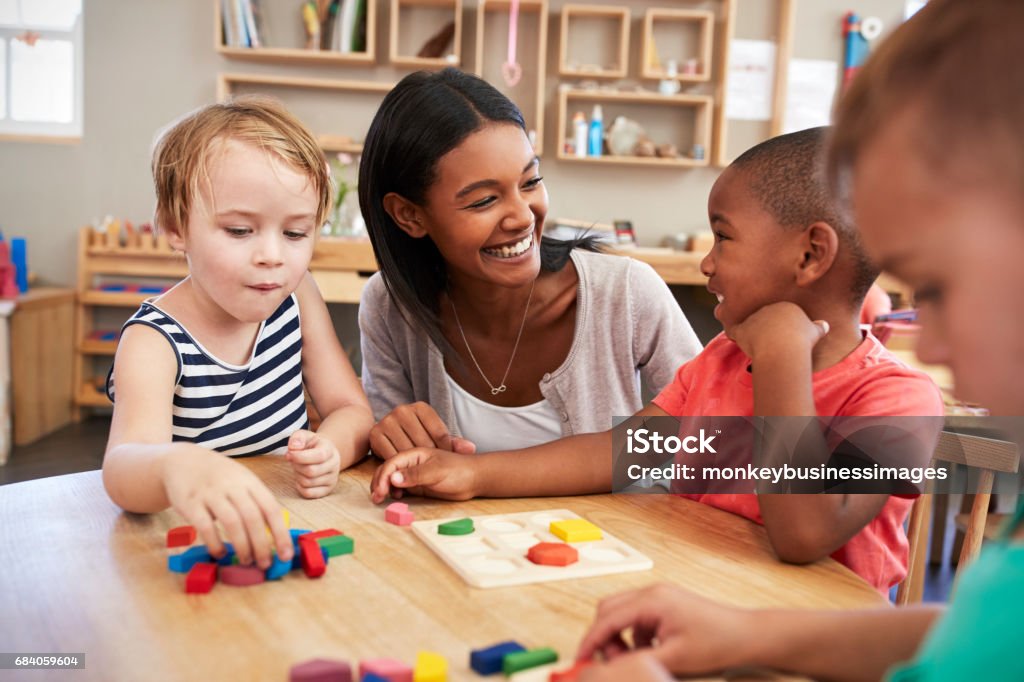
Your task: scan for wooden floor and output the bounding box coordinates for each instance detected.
[0,416,110,486]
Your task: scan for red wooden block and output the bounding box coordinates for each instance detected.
[527,542,579,567]
[359,658,412,682]
[299,537,327,578]
[289,658,352,682]
[220,564,266,586]
[385,502,414,526]
[298,529,343,542]
[185,562,217,593]
[166,525,197,548]
[550,660,592,681]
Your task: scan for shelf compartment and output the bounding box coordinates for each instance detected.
[213,0,377,66]
[559,4,630,79]
[556,88,713,168]
[389,0,463,69]
[641,8,714,83]
[474,0,549,156]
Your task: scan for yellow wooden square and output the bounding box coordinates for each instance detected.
[550,518,603,543]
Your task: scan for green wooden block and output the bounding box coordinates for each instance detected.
[502,647,558,675]
[437,517,475,536]
[318,534,354,557]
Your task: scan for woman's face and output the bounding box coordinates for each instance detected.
[416,123,547,290]
[852,109,1024,415]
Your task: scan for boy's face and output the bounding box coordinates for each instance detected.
[853,110,1024,415]
[702,166,802,334]
[172,138,318,325]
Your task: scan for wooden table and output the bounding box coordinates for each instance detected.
[0,458,886,681]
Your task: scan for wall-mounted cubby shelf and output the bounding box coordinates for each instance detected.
[559,4,630,79]
[556,88,713,168]
[390,0,463,68]
[641,8,714,83]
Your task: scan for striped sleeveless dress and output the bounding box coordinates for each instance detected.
[106,294,309,457]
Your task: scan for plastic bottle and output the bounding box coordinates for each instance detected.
[572,112,587,158]
[588,104,603,157]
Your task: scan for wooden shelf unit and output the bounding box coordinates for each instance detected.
[641,8,715,83]
[389,0,463,69]
[556,88,713,168]
[72,226,189,419]
[558,4,630,80]
[474,0,549,155]
[213,0,377,66]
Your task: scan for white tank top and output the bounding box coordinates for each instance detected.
[446,374,563,453]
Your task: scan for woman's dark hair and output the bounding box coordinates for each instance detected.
[358,67,600,353]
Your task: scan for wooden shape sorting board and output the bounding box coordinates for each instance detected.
[410,509,653,588]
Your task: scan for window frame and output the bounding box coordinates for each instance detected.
[0,7,84,143]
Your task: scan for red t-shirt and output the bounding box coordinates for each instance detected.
[652,332,944,592]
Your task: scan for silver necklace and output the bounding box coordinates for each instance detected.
[449,279,537,395]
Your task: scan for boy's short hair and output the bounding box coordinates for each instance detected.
[828,0,1024,205]
[151,96,330,236]
[730,126,878,303]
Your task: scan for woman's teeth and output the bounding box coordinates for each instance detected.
[483,234,533,258]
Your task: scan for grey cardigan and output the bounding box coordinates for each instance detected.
[358,249,702,437]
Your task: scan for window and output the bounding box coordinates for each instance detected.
[0,0,83,141]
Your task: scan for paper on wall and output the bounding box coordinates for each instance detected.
[725,39,776,121]
[783,58,839,134]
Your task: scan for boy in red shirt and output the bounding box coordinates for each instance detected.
[371,126,942,591]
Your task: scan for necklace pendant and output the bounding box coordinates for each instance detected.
[491,385,507,395]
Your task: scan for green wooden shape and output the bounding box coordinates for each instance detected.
[437,517,475,536]
[503,647,558,675]
[318,534,354,557]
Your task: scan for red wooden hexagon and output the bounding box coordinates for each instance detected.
[526,542,579,567]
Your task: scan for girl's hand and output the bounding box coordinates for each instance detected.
[163,448,293,569]
[369,448,479,503]
[369,402,477,459]
[286,430,341,499]
[577,584,753,677]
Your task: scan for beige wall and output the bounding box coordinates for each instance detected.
[0,0,906,288]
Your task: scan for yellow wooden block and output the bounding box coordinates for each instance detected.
[413,650,447,682]
[550,519,603,543]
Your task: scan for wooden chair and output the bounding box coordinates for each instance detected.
[896,430,1019,605]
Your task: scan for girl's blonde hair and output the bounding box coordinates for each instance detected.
[828,0,1024,203]
[152,96,330,235]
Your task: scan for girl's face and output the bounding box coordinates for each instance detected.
[171,138,318,325]
[852,110,1024,415]
[416,123,547,289]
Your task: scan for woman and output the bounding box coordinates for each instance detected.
[357,68,701,460]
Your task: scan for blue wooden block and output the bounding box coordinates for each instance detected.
[168,545,213,573]
[470,641,526,676]
[216,543,236,566]
[362,674,388,682]
[265,553,291,580]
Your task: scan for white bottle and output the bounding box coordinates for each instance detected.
[573,112,587,158]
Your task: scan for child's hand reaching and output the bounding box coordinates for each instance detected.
[286,430,341,498]
[163,447,293,569]
[369,447,478,503]
[728,301,829,361]
[576,583,753,677]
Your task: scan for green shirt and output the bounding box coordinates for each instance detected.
[887,498,1024,681]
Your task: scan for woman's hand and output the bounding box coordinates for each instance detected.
[369,402,476,459]
[369,447,480,503]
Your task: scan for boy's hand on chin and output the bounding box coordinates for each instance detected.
[729,302,829,360]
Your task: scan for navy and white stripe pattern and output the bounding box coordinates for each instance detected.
[107,295,309,457]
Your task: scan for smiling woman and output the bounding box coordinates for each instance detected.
[357,68,702,460]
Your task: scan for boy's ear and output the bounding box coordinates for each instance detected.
[382,192,428,238]
[795,221,839,286]
[163,224,186,252]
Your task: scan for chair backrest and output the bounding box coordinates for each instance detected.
[896,431,1019,605]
